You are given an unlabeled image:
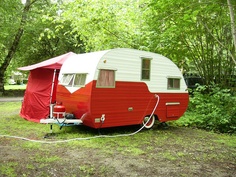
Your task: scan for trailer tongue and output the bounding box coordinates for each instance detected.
[40,118,82,125]
[40,103,83,133]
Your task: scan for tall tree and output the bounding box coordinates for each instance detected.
[0,0,35,94]
[1,0,86,93]
[15,1,85,67]
[144,0,236,87]
[227,0,236,64]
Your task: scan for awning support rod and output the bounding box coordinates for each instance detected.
[49,69,57,104]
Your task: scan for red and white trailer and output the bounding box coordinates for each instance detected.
[41,48,189,129]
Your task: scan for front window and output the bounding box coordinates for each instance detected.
[74,74,87,87]
[167,78,180,89]
[60,73,87,87]
[96,69,115,88]
[141,58,152,80]
[60,74,74,86]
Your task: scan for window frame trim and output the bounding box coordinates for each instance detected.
[167,76,181,90]
[73,73,87,87]
[60,73,87,88]
[60,73,74,86]
[140,57,152,81]
[96,69,116,88]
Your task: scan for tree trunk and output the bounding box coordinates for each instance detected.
[0,0,32,95]
[227,0,236,64]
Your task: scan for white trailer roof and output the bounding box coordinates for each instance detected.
[59,48,187,93]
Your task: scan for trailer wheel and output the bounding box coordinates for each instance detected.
[142,115,155,129]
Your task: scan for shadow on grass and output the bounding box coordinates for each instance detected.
[43,121,176,139]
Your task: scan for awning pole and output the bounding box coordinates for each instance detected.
[50,69,57,104]
[49,69,57,119]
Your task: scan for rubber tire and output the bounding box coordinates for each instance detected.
[142,115,155,129]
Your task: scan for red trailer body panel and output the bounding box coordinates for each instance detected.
[56,80,189,129]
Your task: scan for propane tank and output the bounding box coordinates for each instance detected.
[53,102,66,118]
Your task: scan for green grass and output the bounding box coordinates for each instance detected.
[31,154,61,163]
[79,165,95,176]
[0,102,236,148]
[213,135,236,147]
[0,102,21,112]
[0,102,236,176]
[0,103,49,137]
[0,162,18,177]
[4,84,26,90]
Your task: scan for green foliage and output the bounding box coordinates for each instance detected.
[0,0,24,86]
[0,0,22,58]
[182,84,236,133]
[0,0,86,80]
[144,0,236,86]
[61,0,144,51]
[14,0,86,68]
[2,0,235,87]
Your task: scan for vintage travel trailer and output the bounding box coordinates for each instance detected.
[40,48,189,129]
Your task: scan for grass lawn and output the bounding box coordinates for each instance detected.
[0,102,236,177]
[4,84,27,90]
[1,85,26,97]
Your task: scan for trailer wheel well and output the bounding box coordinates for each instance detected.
[142,115,155,129]
[154,114,159,121]
[144,114,158,120]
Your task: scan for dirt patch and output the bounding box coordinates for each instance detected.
[0,126,236,177]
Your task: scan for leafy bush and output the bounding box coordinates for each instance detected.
[182,84,236,133]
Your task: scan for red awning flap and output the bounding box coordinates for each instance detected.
[18,52,76,71]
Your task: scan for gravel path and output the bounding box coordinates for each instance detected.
[0,97,23,102]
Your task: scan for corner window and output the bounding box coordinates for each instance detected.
[141,58,152,80]
[60,74,74,86]
[60,73,87,87]
[96,69,115,88]
[167,78,180,89]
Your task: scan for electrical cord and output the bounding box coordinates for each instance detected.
[0,95,160,144]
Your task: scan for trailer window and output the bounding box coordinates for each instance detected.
[167,78,180,89]
[60,74,74,86]
[61,73,86,87]
[74,74,87,87]
[96,69,115,88]
[141,58,151,80]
